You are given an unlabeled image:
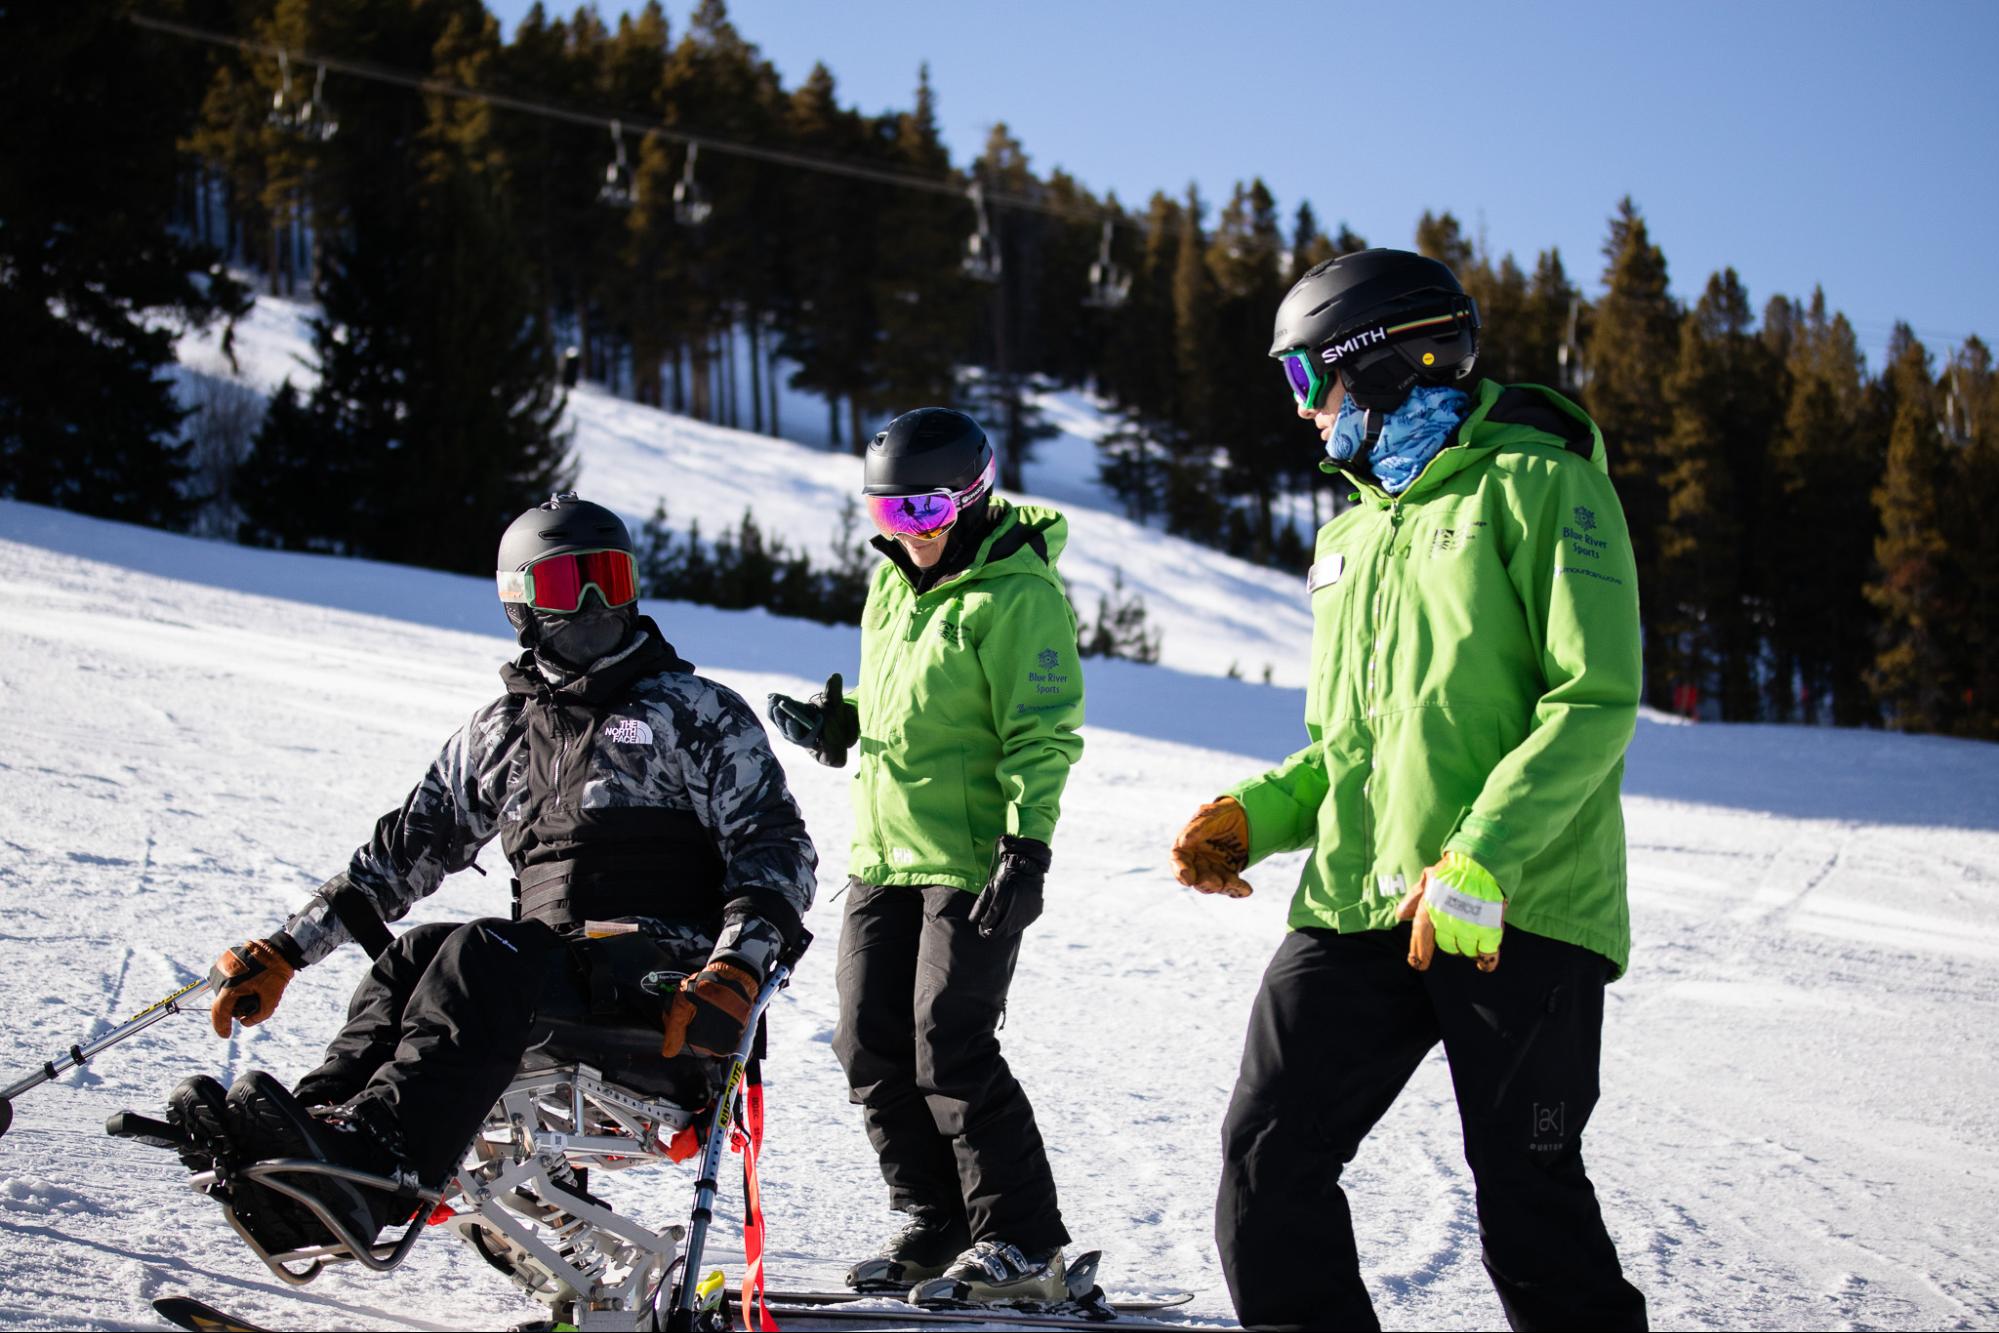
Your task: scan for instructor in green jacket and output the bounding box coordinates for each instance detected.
[767,407,1084,1307]
[1171,251,1648,1332]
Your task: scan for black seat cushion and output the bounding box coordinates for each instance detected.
[519,1017,718,1106]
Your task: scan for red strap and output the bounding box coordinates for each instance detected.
[735,1077,777,1331]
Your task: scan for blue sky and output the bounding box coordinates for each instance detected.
[487,0,1995,374]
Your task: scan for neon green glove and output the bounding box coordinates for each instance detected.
[1425,852,1504,969]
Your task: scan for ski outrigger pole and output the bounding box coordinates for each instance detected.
[0,976,212,1138]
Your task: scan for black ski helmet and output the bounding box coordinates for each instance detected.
[497,491,634,572]
[495,492,635,639]
[864,407,995,497]
[1269,248,1480,414]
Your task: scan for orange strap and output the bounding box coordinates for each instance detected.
[735,1074,777,1331]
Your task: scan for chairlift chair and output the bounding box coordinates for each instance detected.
[599,121,637,210]
[962,181,1002,283]
[302,65,338,143]
[673,144,713,228]
[1084,219,1130,310]
[267,50,298,133]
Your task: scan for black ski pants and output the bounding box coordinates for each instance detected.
[831,879,1068,1252]
[1216,925,1647,1333]
[293,917,709,1185]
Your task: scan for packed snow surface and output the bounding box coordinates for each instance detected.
[4,500,1998,1331]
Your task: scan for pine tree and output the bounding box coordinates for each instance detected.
[871,65,969,418]
[1414,210,1475,273]
[1206,179,1292,559]
[1941,336,1998,736]
[970,123,1057,489]
[1764,289,1878,724]
[775,62,879,449]
[1,0,246,526]
[1584,198,1680,705]
[1165,186,1226,538]
[236,0,571,573]
[1658,270,1782,719]
[494,4,624,376]
[1866,327,1956,731]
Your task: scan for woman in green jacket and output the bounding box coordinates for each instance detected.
[766,408,1084,1306]
[1171,252,1648,1332]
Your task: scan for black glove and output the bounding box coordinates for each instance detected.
[969,835,1050,939]
[765,672,859,768]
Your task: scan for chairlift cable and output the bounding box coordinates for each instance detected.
[128,12,1144,235]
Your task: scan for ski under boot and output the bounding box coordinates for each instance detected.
[908,1240,1068,1306]
[222,1071,400,1257]
[845,1212,972,1292]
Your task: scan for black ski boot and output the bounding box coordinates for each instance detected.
[222,1072,404,1257]
[845,1212,972,1292]
[164,1075,233,1172]
[909,1240,1068,1306]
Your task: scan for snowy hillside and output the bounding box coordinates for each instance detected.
[173,296,1316,687]
[3,498,1999,1331]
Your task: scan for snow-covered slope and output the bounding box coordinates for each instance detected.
[3,500,1999,1331]
[174,297,1316,687]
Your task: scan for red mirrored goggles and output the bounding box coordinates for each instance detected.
[495,548,639,613]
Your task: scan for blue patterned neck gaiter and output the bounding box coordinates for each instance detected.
[1325,383,1472,495]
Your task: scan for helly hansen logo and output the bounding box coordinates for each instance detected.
[604,717,654,745]
[1319,326,1388,364]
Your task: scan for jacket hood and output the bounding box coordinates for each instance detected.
[1334,379,1609,503]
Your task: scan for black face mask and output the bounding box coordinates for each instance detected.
[527,601,635,673]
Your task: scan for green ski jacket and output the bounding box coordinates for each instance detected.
[849,500,1085,891]
[1228,380,1642,974]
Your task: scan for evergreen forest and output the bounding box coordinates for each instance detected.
[2,0,1994,737]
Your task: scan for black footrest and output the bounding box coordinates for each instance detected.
[107,1109,187,1150]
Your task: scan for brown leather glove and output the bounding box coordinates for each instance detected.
[207,939,296,1037]
[1170,797,1254,898]
[662,959,760,1059]
[1396,878,1437,972]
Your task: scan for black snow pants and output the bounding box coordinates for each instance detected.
[831,879,1068,1252]
[1216,924,1647,1333]
[292,917,711,1186]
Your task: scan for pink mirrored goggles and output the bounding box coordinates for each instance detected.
[864,455,997,540]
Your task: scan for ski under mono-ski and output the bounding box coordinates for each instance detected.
[155,1285,1201,1332]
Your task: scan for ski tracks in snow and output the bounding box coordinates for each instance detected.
[5,512,1999,1329]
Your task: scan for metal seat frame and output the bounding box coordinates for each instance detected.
[189,965,792,1332]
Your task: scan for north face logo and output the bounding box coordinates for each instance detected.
[604,717,653,745]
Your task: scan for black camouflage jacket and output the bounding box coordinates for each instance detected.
[281,621,817,975]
